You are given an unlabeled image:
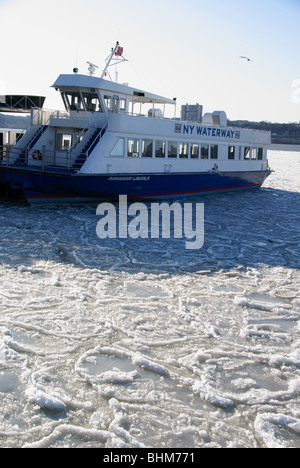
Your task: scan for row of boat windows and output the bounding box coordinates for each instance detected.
[62,91,102,112]
[110,138,264,160]
[61,91,126,113]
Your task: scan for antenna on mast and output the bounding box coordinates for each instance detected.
[101,41,127,81]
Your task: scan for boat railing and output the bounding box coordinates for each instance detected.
[67,127,88,154]
[107,110,271,135]
[84,122,108,157]
[0,145,9,161]
[31,107,69,125]
[1,144,76,171]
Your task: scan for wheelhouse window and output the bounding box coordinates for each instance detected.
[244,147,251,160]
[82,92,102,112]
[120,98,126,111]
[104,95,112,110]
[128,139,139,157]
[191,143,199,159]
[110,138,125,157]
[62,92,84,111]
[168,142,178,158]
[57,133,72,151]
[210,145,218,159]
[142,140,153,157]
[155,140,166,158]
[258,147,263,160]
[201,144,209,159]
[228,146,235,160]
[179,142,189,158]
[251,148,257,160]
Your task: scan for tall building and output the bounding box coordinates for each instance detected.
[181,103,203,123]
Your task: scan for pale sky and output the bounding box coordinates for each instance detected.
[0,0,299,123]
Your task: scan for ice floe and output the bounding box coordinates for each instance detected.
[0,151,299,447]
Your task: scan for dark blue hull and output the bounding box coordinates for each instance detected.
[0,166,271,204]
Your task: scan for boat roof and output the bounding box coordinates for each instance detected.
[0,95,45,113]
[52,74,176,105]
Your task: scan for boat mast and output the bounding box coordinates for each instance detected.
[101,41,127,81]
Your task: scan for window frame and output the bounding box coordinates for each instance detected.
[104,95,112,110]
[56,133,73,152]
[119,98,126,111]
[210,144,218,160]
[179,142,189,159]
[190,143,199,159]
[82,92,102,113]
[142,139,153,158]
[244,147,251,160]
[62,91,84,111]
[155,140,166,158]
[168,141,178,158]
[127,138,140,157]
[200,143,209,160]
[110,138,125,157]
[228,145,235,160]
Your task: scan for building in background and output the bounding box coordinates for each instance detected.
[181,103,203,123]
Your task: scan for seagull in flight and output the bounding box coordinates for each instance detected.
[240,56,252,62]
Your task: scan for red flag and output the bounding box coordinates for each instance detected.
[115,46,123,56]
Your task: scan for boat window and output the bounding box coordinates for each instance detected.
[251,148,257,160]
[62,92,84,111]
[200,144,209,159]
[244,147,251,159]
[120,98,126,111]
[168,142,178,158]
[258,147,263,160]
[82,92,102,112]
[179,142,189,158]
[57,133,72,151]
[112,95,119,113]
[191,143,199,159]
[128,139,140,157]
[142,140,153,157]
[110,138,125,157]
[228,146,235,160]
[210,145,218,159]
[104,95,112,109]
[155,140,166,158]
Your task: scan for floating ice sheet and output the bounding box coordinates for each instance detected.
[0,151,299,448]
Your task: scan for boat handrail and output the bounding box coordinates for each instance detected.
[2,146,78,171]
[67,127,88,154]
[84,121,108,156]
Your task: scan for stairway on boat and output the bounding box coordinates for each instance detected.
[72,127,106,170]
[14,125,48,165]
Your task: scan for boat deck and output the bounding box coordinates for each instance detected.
[1,162,77,175]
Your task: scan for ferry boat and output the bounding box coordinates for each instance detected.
[0,95,45,172]
[0,42,271,205]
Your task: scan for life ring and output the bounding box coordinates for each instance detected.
[32,150,42,161]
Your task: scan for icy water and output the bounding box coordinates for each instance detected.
[0,150,299,448]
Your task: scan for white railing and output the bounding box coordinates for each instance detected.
[31,107,69,126]
[84,122,108,156]
[1,145,73,170]
[67,127,88,154]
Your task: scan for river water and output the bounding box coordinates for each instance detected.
[0,150,299,448]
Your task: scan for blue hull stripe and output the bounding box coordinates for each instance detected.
[0,167,271,204]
